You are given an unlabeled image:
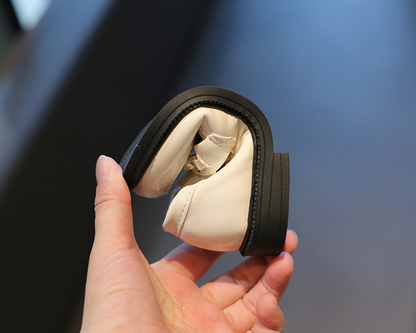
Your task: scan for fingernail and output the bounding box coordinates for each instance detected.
[267,292,278,305]
[278,251,289,259]
[96,155,109,184]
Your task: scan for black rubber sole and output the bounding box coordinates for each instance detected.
[120,86,289,256]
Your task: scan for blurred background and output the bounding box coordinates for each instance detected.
[1,0,415,332]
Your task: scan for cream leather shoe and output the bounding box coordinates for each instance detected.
[121,87,289,256]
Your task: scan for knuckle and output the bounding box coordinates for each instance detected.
[94,182,131,214]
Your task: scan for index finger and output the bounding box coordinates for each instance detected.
[151,243,223,282]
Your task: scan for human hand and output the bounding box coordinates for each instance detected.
[80,156,298,333]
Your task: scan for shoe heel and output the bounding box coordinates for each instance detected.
[240,152,290,256]
[269,152,290,255]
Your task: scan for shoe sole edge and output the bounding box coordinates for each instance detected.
[120,86,290,257]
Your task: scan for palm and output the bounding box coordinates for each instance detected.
[153,255,233,332]
[147,240,296,332]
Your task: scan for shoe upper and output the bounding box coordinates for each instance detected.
[135,107,253,251]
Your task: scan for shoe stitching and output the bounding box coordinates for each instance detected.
[176,184,198,237]
[208,133,237,148]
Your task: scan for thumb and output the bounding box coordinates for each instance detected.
[94,155,135,248]
[81,156,167,332]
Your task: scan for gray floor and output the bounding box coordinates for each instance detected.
[132,1,416,332]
